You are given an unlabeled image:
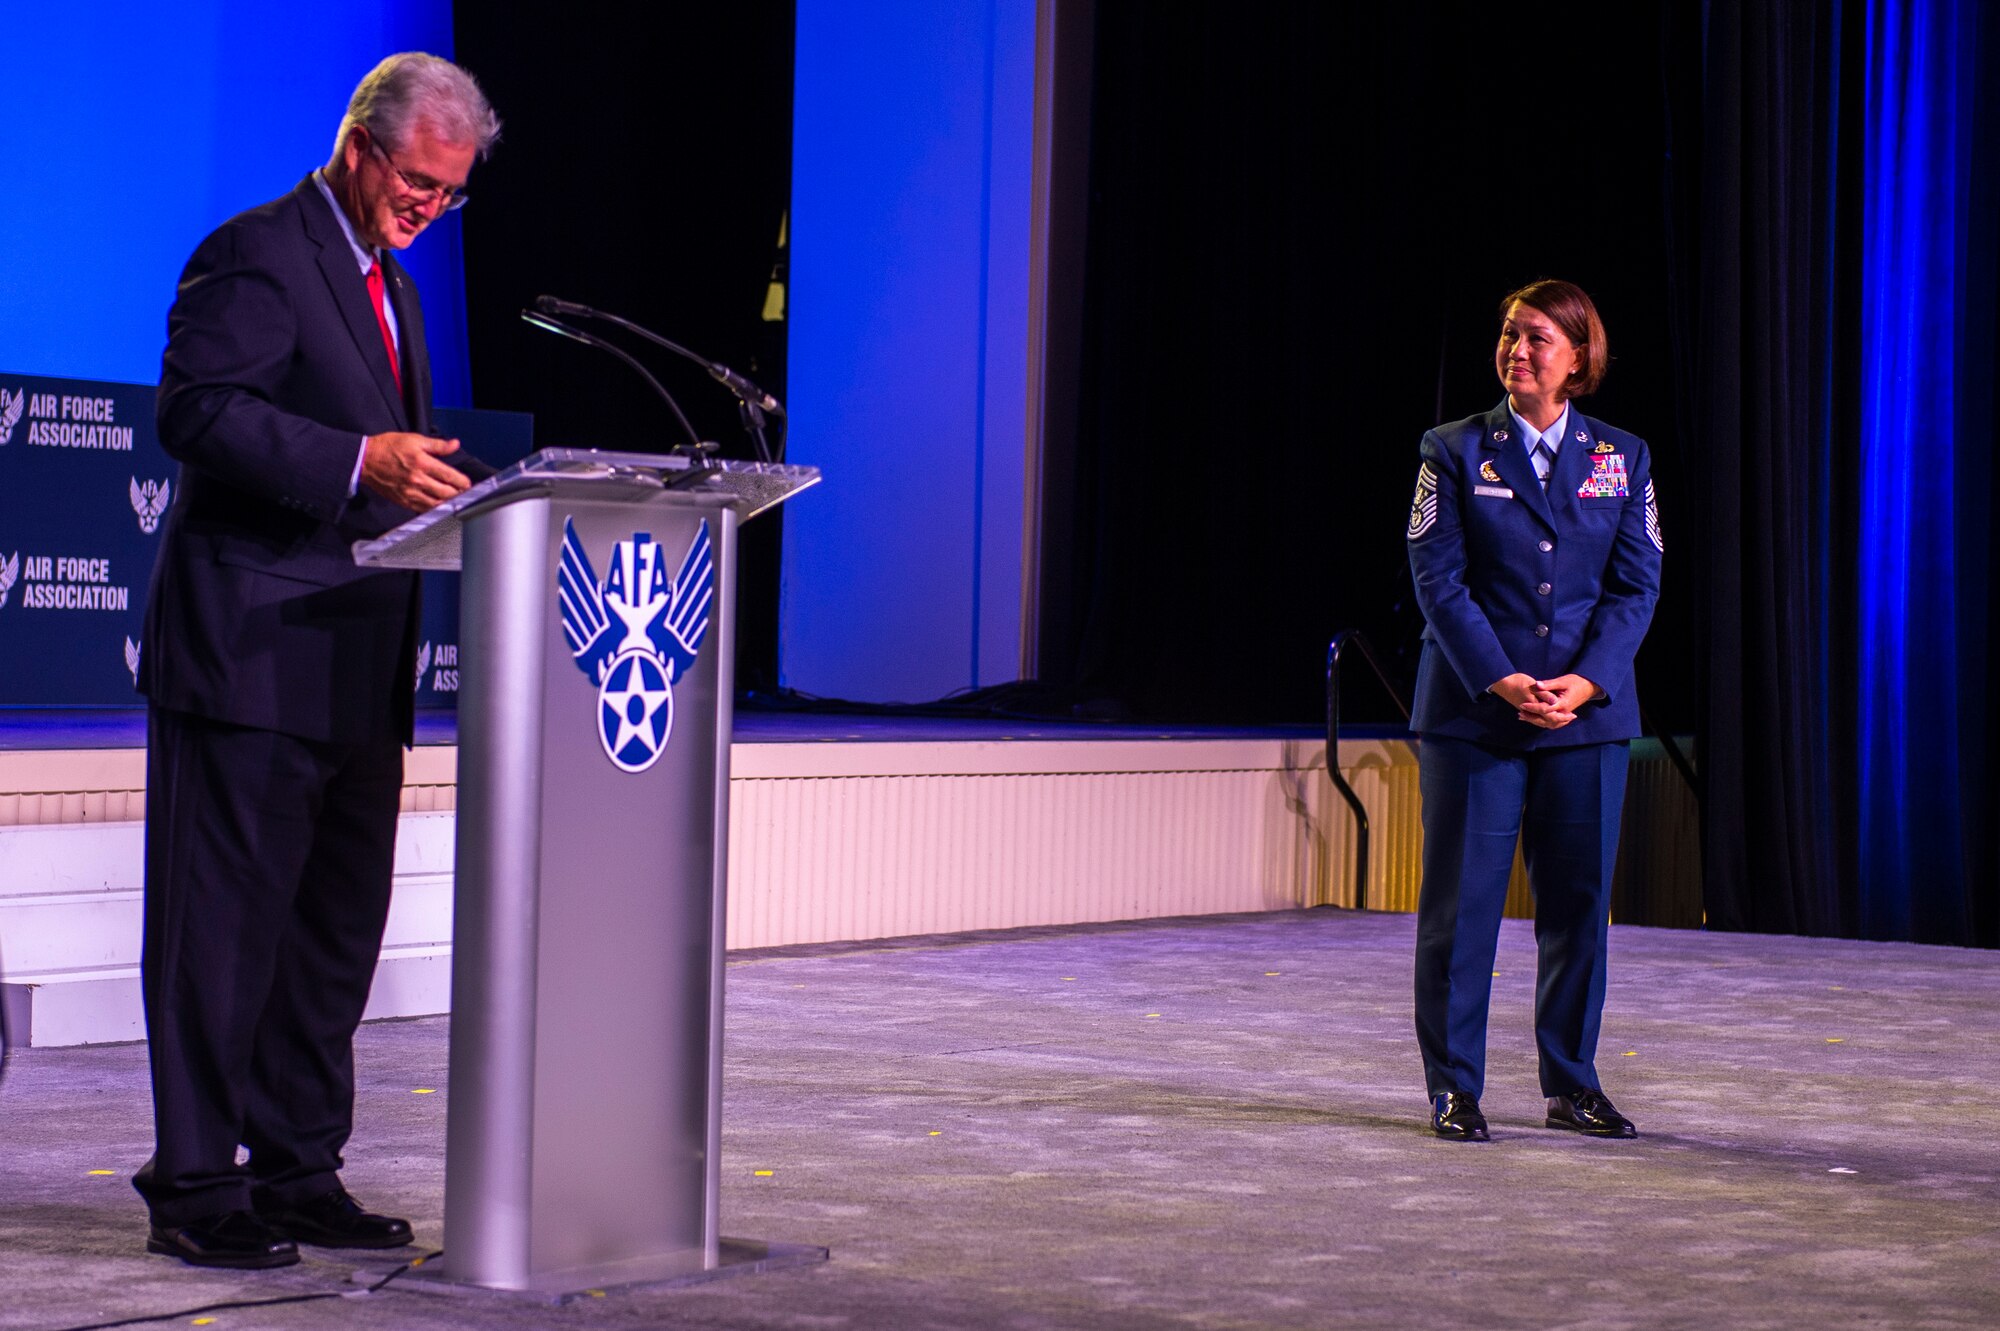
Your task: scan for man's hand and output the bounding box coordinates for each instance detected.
[361,432,471,512]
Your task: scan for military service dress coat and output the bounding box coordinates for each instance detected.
[1406,400,1662,743]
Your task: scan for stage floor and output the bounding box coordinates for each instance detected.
[0,910,1994,1329]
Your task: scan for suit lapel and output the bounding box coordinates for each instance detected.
[296,178,409,430]
[382,257,430,435]
[1482,401,1555,532]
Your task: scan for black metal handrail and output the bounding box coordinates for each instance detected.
[1326,631,1699,911]
[1640,705,1700,801]
[1325,630,1412,911]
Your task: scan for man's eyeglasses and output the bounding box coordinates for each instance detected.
[366,135,470,213]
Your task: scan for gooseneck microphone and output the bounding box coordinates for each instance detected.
[531,295,594,320]
[703,362,782,417]
[519,308,705,452]
[529,296,785,462]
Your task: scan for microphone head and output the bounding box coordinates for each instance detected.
[532,294,564,315]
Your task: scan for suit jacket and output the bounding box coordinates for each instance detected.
[140,176,489,744]
[1405,400,1662,749]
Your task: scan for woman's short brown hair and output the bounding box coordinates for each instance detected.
[1499,279,1609,398]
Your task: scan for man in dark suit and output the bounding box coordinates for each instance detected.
[135,52,500,1269]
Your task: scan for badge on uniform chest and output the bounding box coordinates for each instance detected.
[1577,453,1629,499]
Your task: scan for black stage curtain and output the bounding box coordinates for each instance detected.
[1673,1,1853,936]
[453,2,795,691]
[1053,3,2000,944]
[1046,5,1693,728]
[1970,11,2000,952]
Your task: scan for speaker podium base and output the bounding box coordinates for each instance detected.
[385,1238,831,1305]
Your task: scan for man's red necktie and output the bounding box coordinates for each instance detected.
[365,260,402,394]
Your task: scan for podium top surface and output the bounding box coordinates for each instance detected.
[353,448,820,571]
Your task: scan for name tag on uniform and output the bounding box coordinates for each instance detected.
[1473,484,1515,498]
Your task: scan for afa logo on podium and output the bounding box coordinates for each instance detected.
[557,516,714,773]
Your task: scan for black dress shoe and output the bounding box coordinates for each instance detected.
[259,1188,413,1249]
[147,1211,300,1269]
[1430,1091,1490,1142]
[1546,1089,1638,1138]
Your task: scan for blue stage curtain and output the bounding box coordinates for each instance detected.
[1855,0,1977,940]
[1687,0,1999,946]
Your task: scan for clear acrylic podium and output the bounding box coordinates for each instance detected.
[354,449,823,1298]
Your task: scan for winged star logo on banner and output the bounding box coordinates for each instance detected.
[0,389,23,445]
[130,477,171,533]
[0,551,17,608]
[557,517,714,773]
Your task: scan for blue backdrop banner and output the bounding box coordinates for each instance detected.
[0,373,167,705]
[0,372,530,710]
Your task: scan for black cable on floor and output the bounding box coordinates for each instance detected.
[38,1248,443,1331]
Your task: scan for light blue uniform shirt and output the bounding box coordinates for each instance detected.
[1508,402,1570,488]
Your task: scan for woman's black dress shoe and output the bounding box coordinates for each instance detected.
[1431,1091,1491,1141]
[1546,1089,1637,1138]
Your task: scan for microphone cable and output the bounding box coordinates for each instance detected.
[38,1249,445,1331]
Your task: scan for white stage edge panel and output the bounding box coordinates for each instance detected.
[0,815,458,1048]
[725,737,1389,947]
[0,737,1697,1046]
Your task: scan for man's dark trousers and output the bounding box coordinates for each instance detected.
[135,704,403,1224]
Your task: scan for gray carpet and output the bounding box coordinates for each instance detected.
[1,909,1996,1330]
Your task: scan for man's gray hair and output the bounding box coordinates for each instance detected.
[332,52,502,161]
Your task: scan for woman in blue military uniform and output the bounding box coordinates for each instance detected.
[1404,279,1663,1142]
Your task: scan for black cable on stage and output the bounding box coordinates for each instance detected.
[37,1248,443,1331]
